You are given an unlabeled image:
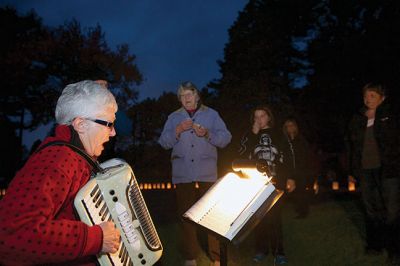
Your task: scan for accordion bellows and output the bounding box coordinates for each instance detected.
[74,158,163,266]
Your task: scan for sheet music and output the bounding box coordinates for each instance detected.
[183,172,275,240]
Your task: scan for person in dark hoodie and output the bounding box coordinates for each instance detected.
[347,83,400,265]
[282,117,314,218]
[238,105,292,265]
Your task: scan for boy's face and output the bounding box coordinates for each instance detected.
[363,90,385,110]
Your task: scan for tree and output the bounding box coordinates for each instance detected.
[0,116,22,186]
[0,7,50,142]
[206,0,318,169]
[211,0,400,156]
[0,7,142,181]
[211,0,317,132]
[0,7,142,137]
[46,20,142,109]
[303,1,400,151]
[124,92,179,180]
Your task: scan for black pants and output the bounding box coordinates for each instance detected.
[175,182,220,261]
[360,168,400,256]
[289,180,310,217]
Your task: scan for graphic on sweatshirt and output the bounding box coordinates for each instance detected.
[253,133,282,176]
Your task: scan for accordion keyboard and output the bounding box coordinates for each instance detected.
[74,160,163,266]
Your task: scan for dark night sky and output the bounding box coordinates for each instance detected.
[0,0,248,100]
[0,0,248,149]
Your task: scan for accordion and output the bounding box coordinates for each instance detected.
[74,159,163,266]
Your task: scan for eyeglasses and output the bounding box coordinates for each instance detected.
[86,118,115,129]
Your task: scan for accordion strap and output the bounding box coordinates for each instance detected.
[35,140,103,173]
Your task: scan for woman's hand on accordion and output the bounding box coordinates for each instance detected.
[99,221,121,253]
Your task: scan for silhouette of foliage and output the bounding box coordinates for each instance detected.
[125,92,179,179]
[302,1,400,151]
[210,0,317,140]
[0,7,142,181]
[210,0,400,155]
[1,7,142,133]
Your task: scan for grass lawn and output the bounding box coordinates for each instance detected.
[147,191,388,266]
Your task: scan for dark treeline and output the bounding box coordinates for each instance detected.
[211,0,400,178]
[213,0,400,160]
[0,6,142,185]
[1,1,400,185]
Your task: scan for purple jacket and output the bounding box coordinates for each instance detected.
[158,105,231,184]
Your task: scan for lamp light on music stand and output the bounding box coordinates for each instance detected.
[231,159,271,182]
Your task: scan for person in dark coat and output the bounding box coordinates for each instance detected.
[282,117,314,218]
[347,83,400,265]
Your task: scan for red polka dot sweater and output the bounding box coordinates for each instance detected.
[0,125,103,266]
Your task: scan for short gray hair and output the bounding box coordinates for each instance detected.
[55,80,118,125]
[177,81,200,101]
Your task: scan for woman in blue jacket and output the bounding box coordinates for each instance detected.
[159,81,231,266]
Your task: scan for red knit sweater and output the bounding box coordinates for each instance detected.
[0,125,103,266]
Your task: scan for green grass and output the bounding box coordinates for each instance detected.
[152,193,388,266]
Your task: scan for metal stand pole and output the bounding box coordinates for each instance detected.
[220,241,228,266]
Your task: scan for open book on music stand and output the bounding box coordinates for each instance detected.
[182,160,283,265]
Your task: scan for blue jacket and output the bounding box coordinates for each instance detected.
[158,105,231,184]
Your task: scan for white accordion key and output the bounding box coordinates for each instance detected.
[115,202,141,251]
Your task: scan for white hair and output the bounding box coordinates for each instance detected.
[177,81,200,101]
[55,80,118,125]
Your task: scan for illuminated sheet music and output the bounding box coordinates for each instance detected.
[183,172,276,241]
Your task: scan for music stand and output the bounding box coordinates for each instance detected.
[182,160,284,266]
